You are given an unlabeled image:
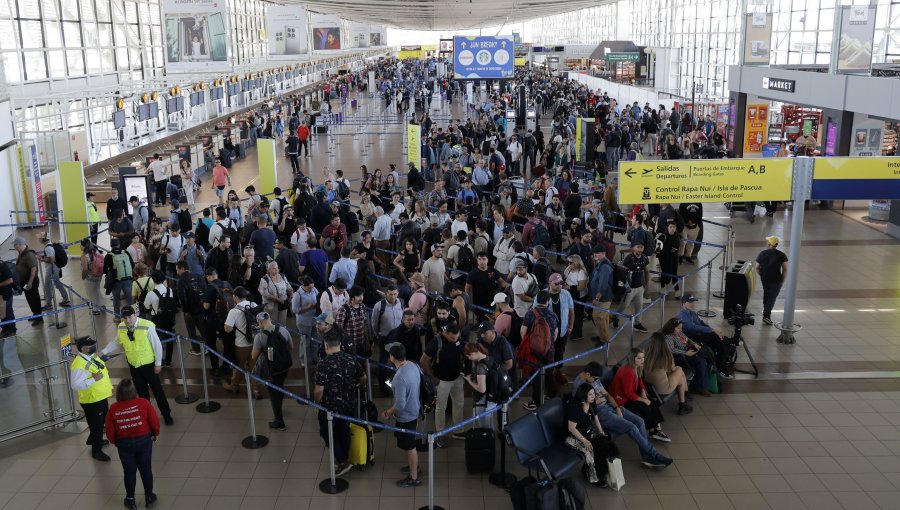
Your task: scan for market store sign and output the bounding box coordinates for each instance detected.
[762,77,795,93]
[618,159,793,204]
[811,157,900,199]
[606,52,641,63]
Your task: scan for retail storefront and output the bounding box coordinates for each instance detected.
[728,64,900,229]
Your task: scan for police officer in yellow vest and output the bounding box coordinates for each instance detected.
[86,192,100,245]
[70,336,113,462]
[101,306,174,425]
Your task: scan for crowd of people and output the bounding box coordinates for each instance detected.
[0,59,795,503]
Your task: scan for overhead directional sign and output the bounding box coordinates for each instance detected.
[618,159,794,204]
[453,36,515,79]
[811,157,900,199]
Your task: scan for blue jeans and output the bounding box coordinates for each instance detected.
[117,435,154,499]
[3,296,15,333]
[675,352,709,392]
[606,149,620,170]
[111,279,132,317]
[596,402,658,460]
[318,411,351,464]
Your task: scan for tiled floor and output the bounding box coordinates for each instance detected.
[1,92,899,510]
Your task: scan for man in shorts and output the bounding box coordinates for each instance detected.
[381,342,421,487]
[211,158,231,206]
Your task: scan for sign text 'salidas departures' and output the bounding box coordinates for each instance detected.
[618,159,794,204]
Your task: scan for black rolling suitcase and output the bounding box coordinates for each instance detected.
[465,427,495,473]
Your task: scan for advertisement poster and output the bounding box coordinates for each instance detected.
[743,13,773,65]
[716,105,729,135]
[123,175,150,216]
[349,22,370,48]
[162,0,230,72]
[266,5,308,60]
[850,116,883,156]
[762,144,781,157]
[743,103,769,154]
[310,14,342,52]
[825,122,837,156]
[727,102,737,151]
[453,36,515,79]
[837,5,877,73]
[407,123,421,168]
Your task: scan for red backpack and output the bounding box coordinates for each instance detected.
[527,308,553,357]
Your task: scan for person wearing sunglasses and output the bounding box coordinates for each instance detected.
[101,306,174,426]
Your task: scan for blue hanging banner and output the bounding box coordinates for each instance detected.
[453,35,515,79]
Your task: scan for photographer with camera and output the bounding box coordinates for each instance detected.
[677,294,734,379]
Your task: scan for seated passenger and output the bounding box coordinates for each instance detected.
[565,383,619,487]
[609,348,670,443]
[572,362,672,469]
[643,333,693,416]
[662,317,712,396]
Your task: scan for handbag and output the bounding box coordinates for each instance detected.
[753,204,767,217]
[606,457,626,491]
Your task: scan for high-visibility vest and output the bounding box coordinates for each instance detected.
[70,354,113,404]
[87,202,100,223]
[117,319,156,367]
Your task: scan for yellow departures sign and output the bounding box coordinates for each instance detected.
[618,159,794,204]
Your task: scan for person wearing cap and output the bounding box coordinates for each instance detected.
[477,321,514,372]
[520,291,559,411]
[108,210,135,244]
[101,305,174,425]
[492,224,516,274]
[313,320,363,475]
[677,294,733,379]
[13,237,43,323]
[70,336,113,462]
[86,192,101,244]
[589,245,615,344]
[756,236,788,326]
[38,237,71,312]
[223,287,263,397]
[251,311,294,431]
[382,342,422,487]
[572,362,673,469]
[421,321,466,445]
[178,231,205,275]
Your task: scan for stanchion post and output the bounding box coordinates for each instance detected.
[173,336,199,404]
[318,412,349,494]
[241,372,269,449]
[417,433,447,510]
[538,367,546,404]
[196,345,221,413]
[629,316,636,349]
[489,403,517,490]
[366,362,373,402]
[302,337,312,399]
[659,294,666,330]
[697,257,718,318]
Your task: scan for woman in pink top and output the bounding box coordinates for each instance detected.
[210,157,231,205]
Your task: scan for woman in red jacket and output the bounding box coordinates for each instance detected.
[608,348,669,443]
[106,379,160,510]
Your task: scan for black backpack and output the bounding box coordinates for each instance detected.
[417,364,437,417]
[177,209,192,233]
[238,302,266,339]
[611,263,630,303]
[180,273,207,316]
[265,327,294,374]
[485,358,512,402]
[152,288,178,330]
[219,219,240,247]
[503,310,524,348]
[135,278,152,317]
[50,243,68,268]
[194,220,211,250]
[531,222,551,249]
[337,179,351,200]
[455,243,475,273]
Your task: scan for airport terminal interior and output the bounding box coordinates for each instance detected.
[0,1,899,509]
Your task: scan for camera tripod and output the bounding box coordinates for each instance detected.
[729,322,758,377]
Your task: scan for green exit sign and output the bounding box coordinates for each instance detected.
[606,52,641,63]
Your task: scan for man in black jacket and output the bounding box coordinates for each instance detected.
[204,235,232,281]
[309,194,333,234]
[106,188,129,220]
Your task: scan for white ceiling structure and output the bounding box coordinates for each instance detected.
[277,0,599,31]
